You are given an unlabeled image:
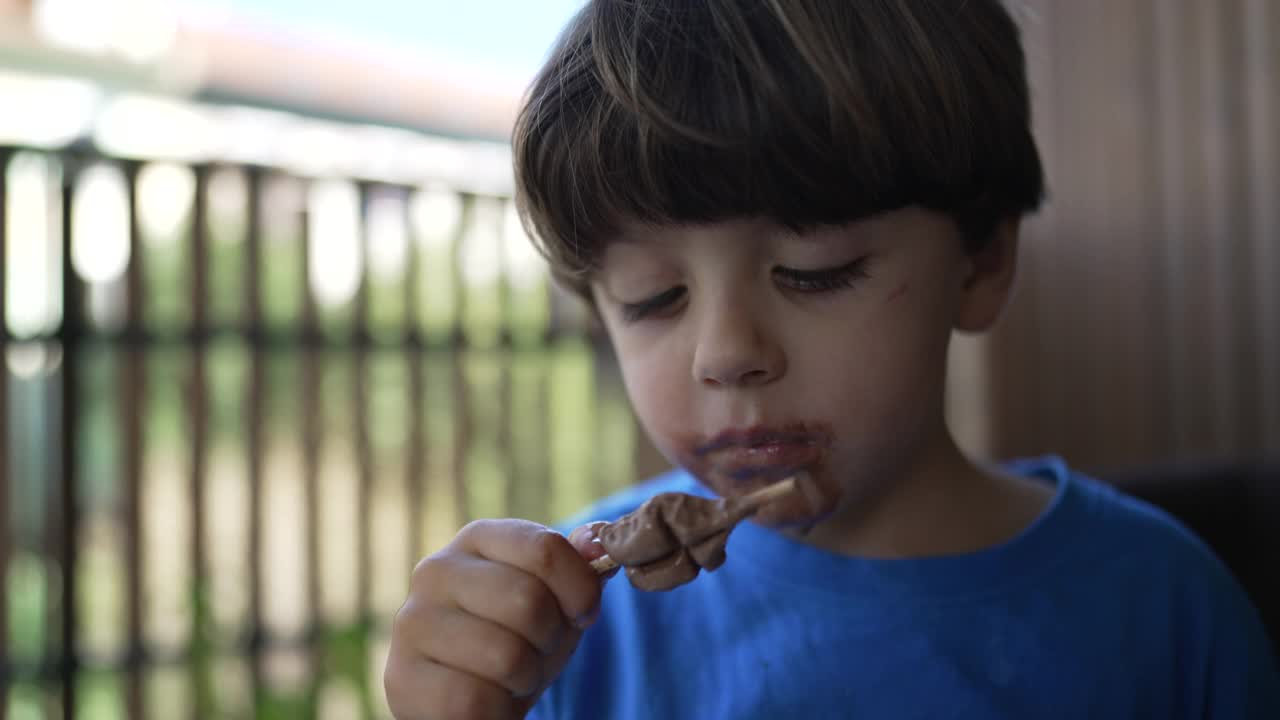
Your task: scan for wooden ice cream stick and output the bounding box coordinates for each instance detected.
[588,475,799,575]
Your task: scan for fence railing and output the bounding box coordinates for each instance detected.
[0,144,641,720]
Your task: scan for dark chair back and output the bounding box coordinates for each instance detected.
[1105,459,1280,659]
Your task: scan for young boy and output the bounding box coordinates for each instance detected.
[385,1,1280,717]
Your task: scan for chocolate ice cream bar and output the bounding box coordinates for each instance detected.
[589,476,800,591]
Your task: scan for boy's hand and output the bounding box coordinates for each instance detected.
[384,519,611,720]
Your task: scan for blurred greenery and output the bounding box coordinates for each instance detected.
[77,346,120,510]
[7,682,47,720]
[6,552,48,667]
[548,338,597,522]
[143,212,193,332]
[4,155,638,719]
[207,171,249,328]
[263,229,305,333]
[76,671,124,720]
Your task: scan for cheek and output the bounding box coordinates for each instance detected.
[614,339,692,451]
[797,295,953,442]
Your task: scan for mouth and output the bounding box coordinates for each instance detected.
[691,424,831,482]
[694,426,822,456]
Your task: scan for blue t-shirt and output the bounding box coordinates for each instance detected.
[532,456,1279,719]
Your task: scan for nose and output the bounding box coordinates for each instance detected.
[692,304,786,388]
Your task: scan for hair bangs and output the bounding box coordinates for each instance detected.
[513,0,1045,295]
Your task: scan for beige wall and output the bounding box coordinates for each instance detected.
[982,0,1279,471]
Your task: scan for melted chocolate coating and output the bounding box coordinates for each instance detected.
[597,492,754,591]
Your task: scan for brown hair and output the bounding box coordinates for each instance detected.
[513,0,1045,297]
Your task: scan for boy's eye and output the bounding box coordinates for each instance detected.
[773,256,870,293]
[615,257,868,322]
[619,286,686,323]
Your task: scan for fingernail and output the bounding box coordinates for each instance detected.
[567,525,595,546]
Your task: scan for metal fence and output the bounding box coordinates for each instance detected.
[0,145,641,719]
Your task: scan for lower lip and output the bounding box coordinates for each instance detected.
[712,443,822,479]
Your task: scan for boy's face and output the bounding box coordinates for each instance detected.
[590,207,1016,532]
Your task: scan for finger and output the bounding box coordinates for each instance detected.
[423,659,522,720]
[384,648,520,720]
[441,555,567,656]
[418,608,545,698]
[454,520,602,626]
[568,521,620,581]
[541,625,586,693]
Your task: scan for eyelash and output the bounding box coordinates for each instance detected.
[773,256,871,293]
[620,286,687,323]
[618,257,871,323]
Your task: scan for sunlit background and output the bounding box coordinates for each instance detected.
[1,1,1277,719]
[0,2,637,719]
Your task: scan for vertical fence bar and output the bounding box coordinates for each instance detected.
[58,157,81,720]
[243,167,266,711]
[353,183,374,626]
[298,206,322,677]
[451,195,474,527]
[120,160,146,720]
[496,208,516,518]
[403,194,426,561]
[497,349,515,516]
[188,164,211,720]
[0,147,9,717]
[0,148,10,720]
[38,155,62,715]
